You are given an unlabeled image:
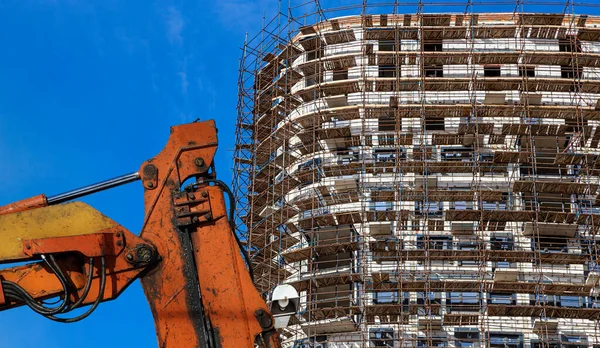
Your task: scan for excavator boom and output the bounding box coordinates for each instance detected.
[0,121,282,348]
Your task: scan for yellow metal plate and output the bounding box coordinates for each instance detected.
[0,202,118,261]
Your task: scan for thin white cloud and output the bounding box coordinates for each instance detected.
[197,77,216,112]
[165,6,184,45]
[179,111,193,122]
[178,54,190,96]
[178,71,189,95]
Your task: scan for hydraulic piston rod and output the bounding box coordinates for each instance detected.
[0,172,141,216]
[47,172,141,204]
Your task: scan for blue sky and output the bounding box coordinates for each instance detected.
[0,1,273,347]
[0,0,599,347]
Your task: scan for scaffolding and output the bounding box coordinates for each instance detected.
[234,1,600,347]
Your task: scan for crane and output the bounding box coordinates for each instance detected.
[0,120,298,348]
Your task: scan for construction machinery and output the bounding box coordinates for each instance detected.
[0,120,297,348]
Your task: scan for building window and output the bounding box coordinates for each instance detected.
[379,39,398,51]
[424,41,443,51]
[425,117,444,131]
[447,292,480,312]
[490,236,514,251]
[450,201,473,211]
[314,252,353,271]
[561,335,588,348]
[519,66,535,77]
[332,68,348,81]
[374,148,405,162]
[293,336,327,348]
[307,46,324,61]
[531,341,560,348]
[417,234,451,249]
[530,294,558,306]
[560,296,587,308]
[458,241,479,250]
[458,242,479,266]
[484,66,501,77]
[487,293,516,305]
[440,146,474,161]
[454,329,480,348]
[520,162,563,176]
[533,236,568,253]
[425,65,443,77]
[492,261,512,269]
[305,72,323,87]
[370,328,394,347]
[417,291,442,316]
[415,202,444,218]
[370,201,393,211]
[336,149,359,165]
[561,65,583,79]
[374,291,409,308]
[480,152,494,162]
[379,65,397,78]
[417,292,442,305]
[489,333,523,348]
[378,117,396,131]
[373,291,398,304]
[559,38,581,52]
[529,294,588,308]
[482,201,506,211]
[418,338,448,347]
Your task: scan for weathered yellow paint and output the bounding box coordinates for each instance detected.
[0,202,118,261]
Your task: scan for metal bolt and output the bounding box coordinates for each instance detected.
[192,216,199,223]
[116,240,123,247]
[189,194,195,200]
[116,232,122,238]
[126,253,134,261]
[205,213,212,220]
[26,245,31,250]
[201,191,208,198]
[260,315,272,329]
[143,164,157,177]
[255,309,272,329]
[194,157,205,167]
[137,246,153,263]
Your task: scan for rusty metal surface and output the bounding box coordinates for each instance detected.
[139,120,280,348]
[0,201,153,311]
[0,194,48,216]
[0,120,281,348]
[0,228,152,310]
[139,121,220,348]
[191,185,273,347]
[0,255,87,306]
[22,231,125,258]
[0,202,119,262]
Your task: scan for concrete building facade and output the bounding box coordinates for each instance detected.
[234,6,600,347]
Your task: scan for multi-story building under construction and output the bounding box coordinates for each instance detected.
[234,1,600,346]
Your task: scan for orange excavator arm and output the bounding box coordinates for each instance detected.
[0,121,281,348]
